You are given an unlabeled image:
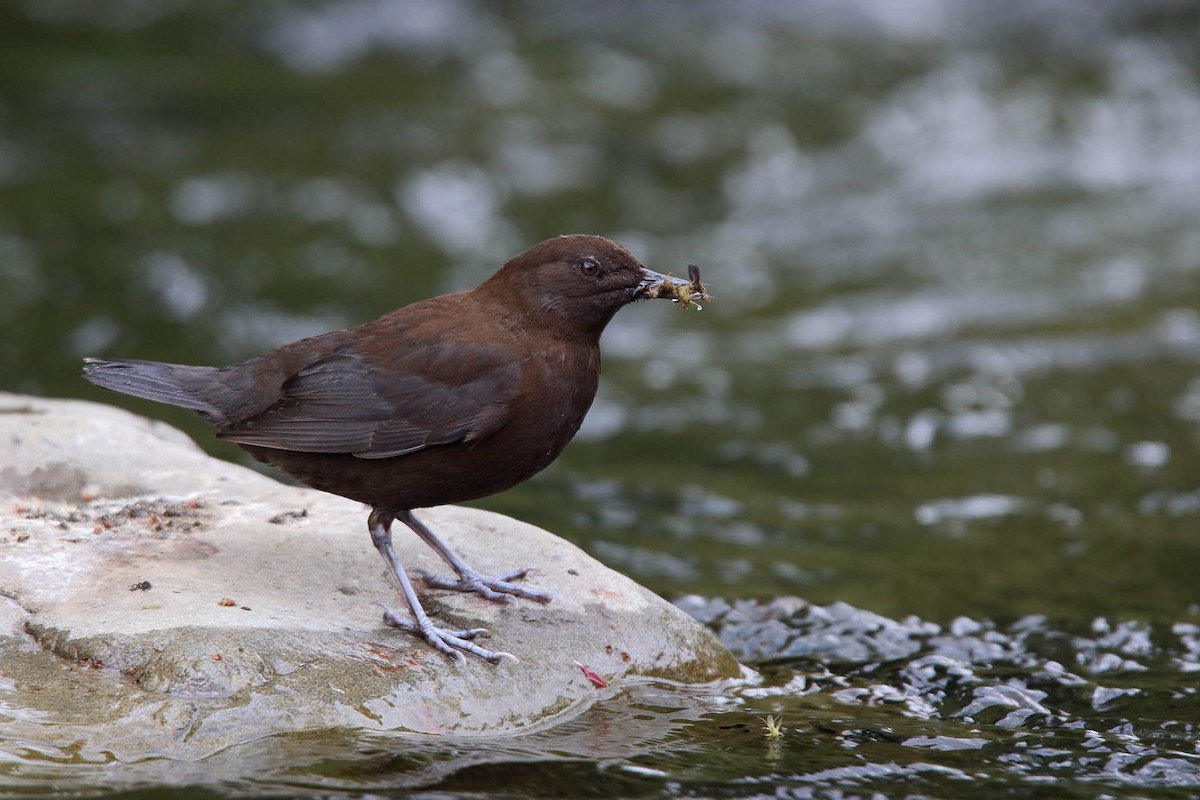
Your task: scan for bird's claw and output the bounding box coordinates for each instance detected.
[416,566,554,604]
[380,605,517,664]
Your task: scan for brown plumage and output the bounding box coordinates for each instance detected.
[84,234,700,663]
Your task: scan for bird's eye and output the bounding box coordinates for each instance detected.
[579,259,600,277]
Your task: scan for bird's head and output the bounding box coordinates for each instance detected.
[478,234,682,341]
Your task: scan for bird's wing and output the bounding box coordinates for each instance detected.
[215,340,520,459]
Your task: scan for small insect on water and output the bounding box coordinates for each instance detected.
[760,714,785,739]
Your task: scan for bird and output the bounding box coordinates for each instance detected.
[83,234,704,664]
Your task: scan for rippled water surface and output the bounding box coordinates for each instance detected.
[2,1,1200,797]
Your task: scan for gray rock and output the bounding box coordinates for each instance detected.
[0,392,741,759]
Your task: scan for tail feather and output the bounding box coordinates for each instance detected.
[83,358,220,414]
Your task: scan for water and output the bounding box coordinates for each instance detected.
[2,0,1200,796]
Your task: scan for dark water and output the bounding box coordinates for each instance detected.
[3,0,1200,797]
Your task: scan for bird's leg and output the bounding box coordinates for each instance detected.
[368,509,515,664]
[396,509,554,604]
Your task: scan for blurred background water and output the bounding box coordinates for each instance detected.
[2,1,1200,797]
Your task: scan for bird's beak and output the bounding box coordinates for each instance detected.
[634,266,683,300]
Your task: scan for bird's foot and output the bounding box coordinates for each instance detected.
[380,604,516,664]
[417,566,555,604]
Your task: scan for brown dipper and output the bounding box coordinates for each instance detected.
[84,234,705,664]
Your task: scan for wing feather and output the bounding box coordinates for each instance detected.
[216,341,519,458]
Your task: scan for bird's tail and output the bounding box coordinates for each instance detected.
[83,358,221,414]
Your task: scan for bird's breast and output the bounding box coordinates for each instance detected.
[513,342,601,458]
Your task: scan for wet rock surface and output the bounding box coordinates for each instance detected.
[0,393,741,760]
